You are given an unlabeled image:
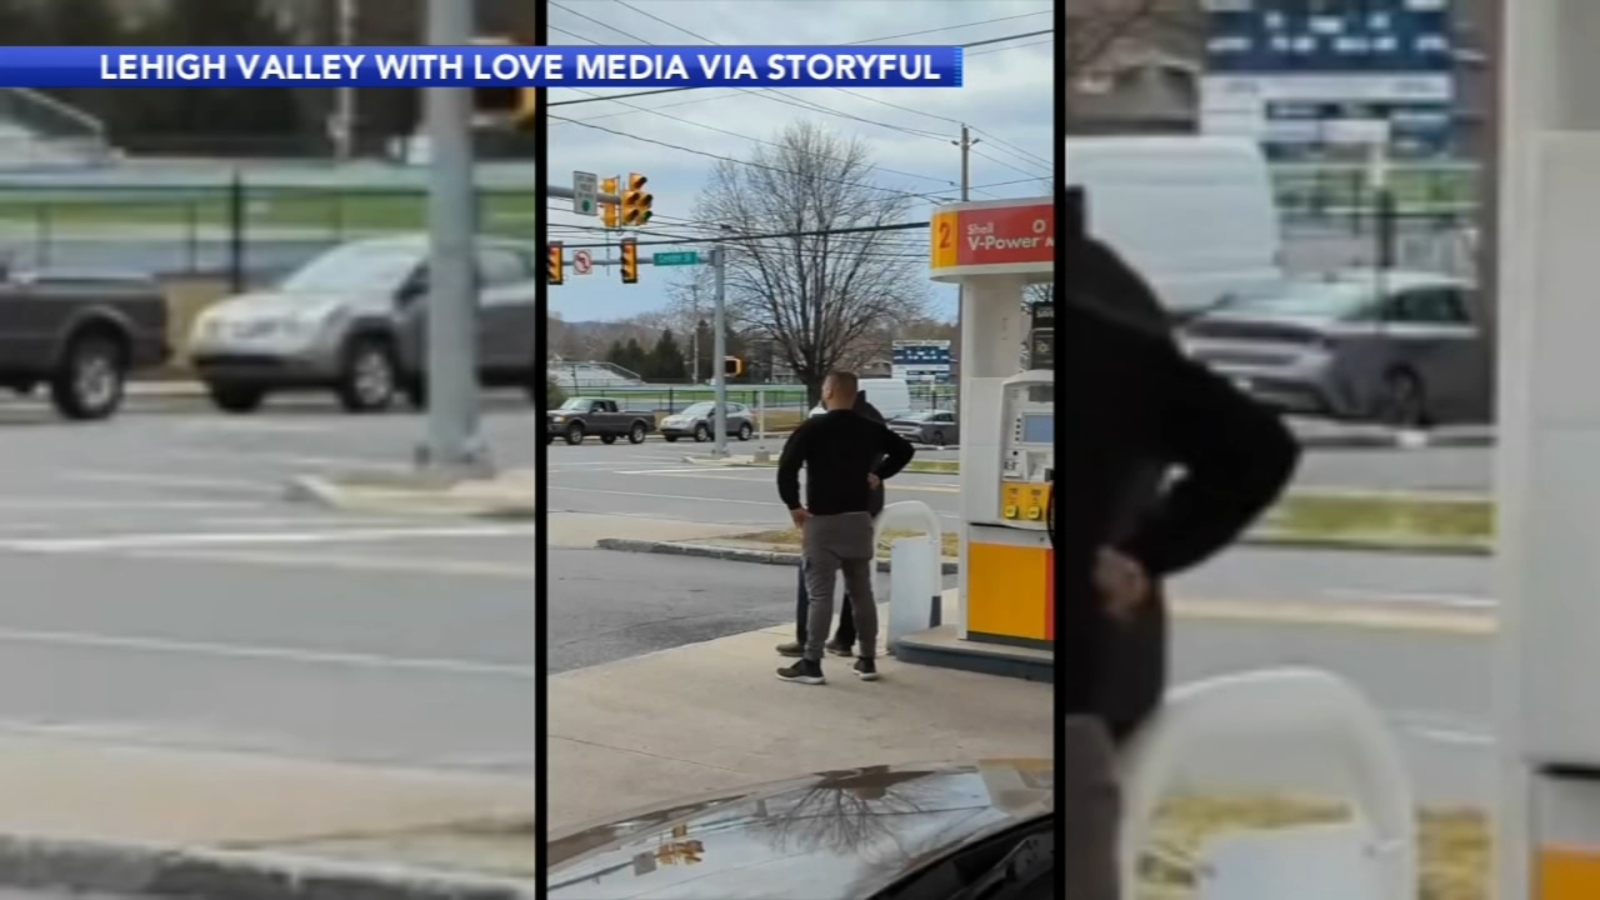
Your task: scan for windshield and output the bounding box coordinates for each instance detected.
[280,244,420,295]
[679,403,713,416]
[897,411,935,422]
[1219,280,1376,320]
[558,398,591,411]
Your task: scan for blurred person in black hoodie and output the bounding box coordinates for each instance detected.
[775,389,887,659]
[1055,226,1301,898]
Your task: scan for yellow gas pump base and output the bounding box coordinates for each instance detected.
[893,198,1056,683]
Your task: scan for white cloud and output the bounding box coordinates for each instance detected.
[547,0,1053,324]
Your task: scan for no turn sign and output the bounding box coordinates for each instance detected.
[574,249,593,276]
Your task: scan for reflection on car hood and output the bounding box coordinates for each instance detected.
[547,759,1052,900]
[209,290,388,318]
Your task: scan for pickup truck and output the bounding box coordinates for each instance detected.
[547,397,656,445]
[0,268,170,420]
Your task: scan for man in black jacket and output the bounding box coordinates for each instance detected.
[775,371,916,685]
[1054,238,1301,898]
[775,390,886,659]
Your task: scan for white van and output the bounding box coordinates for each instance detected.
[808,377,913,420]
[1063,136,1283,316]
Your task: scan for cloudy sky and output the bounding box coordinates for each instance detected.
[546,0,1053,324]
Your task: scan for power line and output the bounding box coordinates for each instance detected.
[545,27,1055,108]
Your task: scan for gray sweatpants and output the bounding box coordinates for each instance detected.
[801,512,878,662]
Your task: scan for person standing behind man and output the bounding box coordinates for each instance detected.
[775,372,916,685]
[775,389,887,659]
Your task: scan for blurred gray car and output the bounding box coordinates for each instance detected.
[889,409,959,446]
[659,400,754,442]
[1179,269,1491,426]
[187,235,540,413]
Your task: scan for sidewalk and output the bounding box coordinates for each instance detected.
[0,733,535,898]
[546,590,1052,831]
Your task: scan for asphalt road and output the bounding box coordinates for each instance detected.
[0,403,538,772]
[1173,617,1492,808]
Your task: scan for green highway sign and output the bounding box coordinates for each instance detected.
[652,251,700,267]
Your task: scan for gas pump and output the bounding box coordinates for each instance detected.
[928,198,1055,653]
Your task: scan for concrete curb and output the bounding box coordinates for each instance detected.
[593,538,961,574]
[0,833,534,900]
[1289,426,1495,451]
[595,531,1488,564]
[284,475,538,521]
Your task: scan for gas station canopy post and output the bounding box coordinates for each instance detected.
[925,198,1055,667]
[1495,3,1600,899]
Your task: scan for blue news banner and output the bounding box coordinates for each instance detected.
[0,46,964,89]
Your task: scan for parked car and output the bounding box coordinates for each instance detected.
[659,400,754,442]
[1179,269,1491,427]
[0,268,169,420]
[547,397,655,445]
[187,235,540,414]
[548,759,1053,900]
[889,409,959,446]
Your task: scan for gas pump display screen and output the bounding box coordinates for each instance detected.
[1021,414,1053,444]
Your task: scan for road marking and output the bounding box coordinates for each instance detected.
[0,523,538,553]
[0,499,263,511]
[1173,596,1494,635]
[0,626,536,679]
[1406,725,1495,746]
[547,485,781,507]
[116,547,536,579]
[1322,588,1496,609]
[165,448,412,473]
[59,470,278,494]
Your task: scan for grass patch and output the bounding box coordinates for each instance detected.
[1264,492,1492,548]
[732,527,959,559]
[907,459,959,474]
[1138,796,1487,900]
[0,190,537,236]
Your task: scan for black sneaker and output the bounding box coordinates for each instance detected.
[853,658,880,681]
[775,641,803,658]
[825,640,855,658]
[776,659,825,685]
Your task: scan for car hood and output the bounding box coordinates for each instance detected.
[546,759,1052,900]
[206,290,389,319]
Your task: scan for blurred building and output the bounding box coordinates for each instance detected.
[1065,0,1491,161]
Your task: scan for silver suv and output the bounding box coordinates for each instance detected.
[188,235,540,413]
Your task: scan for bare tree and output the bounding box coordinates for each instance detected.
[691,122,931,404]
[1065,0,1202,81]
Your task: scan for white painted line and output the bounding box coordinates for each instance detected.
[1404,725,1495,747]
[58,470,278,494]
[165,448,411,473]
[0,523,539,553]
[0,499,263,511]
[0,626,536,679]
[117,547,536,579]
[547,485,781,507]
[1322,588,1496,609]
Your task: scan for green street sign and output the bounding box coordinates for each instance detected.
[652,251,700,267]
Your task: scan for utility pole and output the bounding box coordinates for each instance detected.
[711,244,729,458]
[952,124,978,415]
[332,0,357,161]
[689,282,701,383]
[417,0,489,474]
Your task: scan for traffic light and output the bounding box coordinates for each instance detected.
[547,241,563,286]
[621,173,653,226]
[724,356,744,377]
[620,238,638,284]
[599,176,620,229]
[471,38,537,130]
